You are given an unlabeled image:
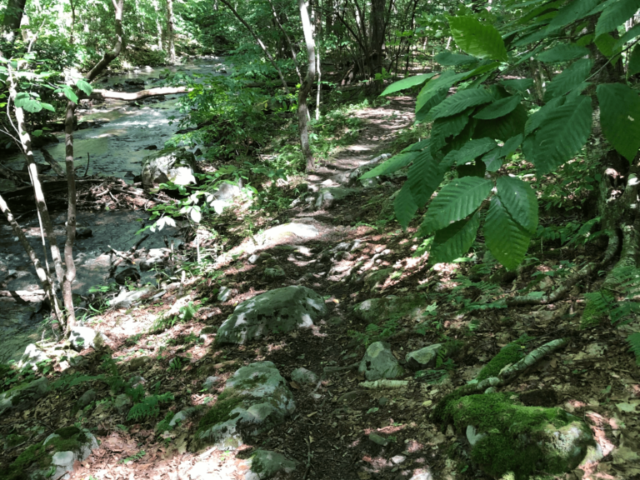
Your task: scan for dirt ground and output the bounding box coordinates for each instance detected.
[2,97,640,480]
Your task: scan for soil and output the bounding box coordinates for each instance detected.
[2,96,640,480]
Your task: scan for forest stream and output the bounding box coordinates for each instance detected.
[0,57,225,362]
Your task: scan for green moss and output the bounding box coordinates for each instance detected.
[447,393,592,479]
[54,426,81,439]
[476,339,528,381]
[196,390,244,434]
[10,444,47,470]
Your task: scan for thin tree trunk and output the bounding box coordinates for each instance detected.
[70,0,76,44]
[314,0,322,120]
[218,0,290,94]
[166,0,176,63]
[299,0,316,171]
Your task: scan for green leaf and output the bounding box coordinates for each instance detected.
[14,92,43,113]
[474,95,521,120]
[431,110,472,145]
[502,134,524,157]
[421,177,492,234]
[597,83,640,161]
[527,95,592,175]
[415,70,470,113]
[595,33,621,58]
[443,138,497,166]
[473,104,528,141]
[547,0,600,32]
[613,23,640,50]
[76,79,93,96]
[416,89,447,123]
[381,73,436,96]
[447,16,508,61]
[596,0,640,38]
[482,148,504,172]
[435,51,480,66]
[395,183,418,229]
[361,151,420,179]
[538,44,590,63]
[63,85,78,104]
[524,96,566,136]
[544,58,593,100]
[485,196,531,270]
[40,102,55,112]
[497,176,539,234]
[429,213,481,264]
[32,129,43,137]
[628,45,640,76]
[426,88,494,122]
[500,78,534,93]
[406,150,445,207]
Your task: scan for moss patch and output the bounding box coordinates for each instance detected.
[196,390,244,434]
[446,393,593,479]
[476,338,529,381]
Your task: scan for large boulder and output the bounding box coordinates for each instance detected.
[437,392,599,478]
[18,343,49,370]
[0,377,49,415]
[194,361,295,450]
[359,341,404,381]
[141,147,197,190]
[69,326,107,351]
[216,286,327,345]
[4,426,98,480]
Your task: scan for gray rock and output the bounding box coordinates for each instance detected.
[314,187,358,210]
[354,295,430,324]
[217,286,233,302]
[195,361,296,450]
[77,389,97,409]
[203,376,220,390]
[18,343,49,370]
[405,344,443,370]
[359,342,404,381]
[206,181,242,214]
[114,393,132,415]
[129,376,146,388]
[141,147,197,190]
[69,326,106,351]
[409,470,434,480]
[109,286,155,308]
[263,266,285,279]
[216,286,327,345]
[291,367,318,386]
[378,397,389,407]
[169,408,194,427]
[246,450,298,480]
[348,153,392,185]
[0,377,49,415]
[52,450,75,468]
[253,223,319,248]
[466,425,486,447]
[139,248,169,271]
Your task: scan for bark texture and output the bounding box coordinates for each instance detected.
[299,0,317,171]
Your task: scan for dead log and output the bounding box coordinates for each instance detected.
[91,86,192,101]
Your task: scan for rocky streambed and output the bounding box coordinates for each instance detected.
[0,58,225,361]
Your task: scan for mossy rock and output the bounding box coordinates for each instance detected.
[353,294,428,324]
[3,426,98,480]
[0,377,49,415]
[476,339,529,382]
[194,362,295,450]
[438,392,596,479]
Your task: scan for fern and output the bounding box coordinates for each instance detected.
[627,333,640,365]
[127,393,174,422]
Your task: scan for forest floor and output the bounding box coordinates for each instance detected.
[2,97,640,480]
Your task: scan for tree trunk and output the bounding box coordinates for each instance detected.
[1,0,27,42]
[299,0,316,171]
[218,0,290,94]
[368,0,386,82]
[267,0,302,83]
[166,0,176,63]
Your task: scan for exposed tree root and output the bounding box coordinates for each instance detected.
[507,234,619,306]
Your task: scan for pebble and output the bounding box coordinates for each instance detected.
[379,397,389,407]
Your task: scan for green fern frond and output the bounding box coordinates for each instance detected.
[127,393,174,421]
[626,333,640,365]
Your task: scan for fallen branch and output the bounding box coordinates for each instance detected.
[40,148,66,176]
[91,86,192,101]
[359,379,409,389]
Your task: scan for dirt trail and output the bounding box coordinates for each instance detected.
[3,97,639,480]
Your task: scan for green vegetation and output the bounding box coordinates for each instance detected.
[476,337,531,381]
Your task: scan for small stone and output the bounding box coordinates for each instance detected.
[391,455,406,465]
[129,376,146,389]
[264,266,286,279]
[405,344,443,370]
[77,389,97,408]
[359,342,404,381]
[52,451,76,467]
[203,376,219,390]
[128,356,149,371]
[169,410,190,427]
[379,397,389,407]
[369,433,389,446]
[291,367,318,386]
[114,393,132,414]
[217,286,233,302]
[115,266,141,286]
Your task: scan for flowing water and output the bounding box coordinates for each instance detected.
[0,57,224,362]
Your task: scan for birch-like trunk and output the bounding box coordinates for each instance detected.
[299,0,317,171]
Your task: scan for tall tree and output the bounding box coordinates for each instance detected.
[166,0,176,63]
[1,0,28,42]
[298,0,316,171]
